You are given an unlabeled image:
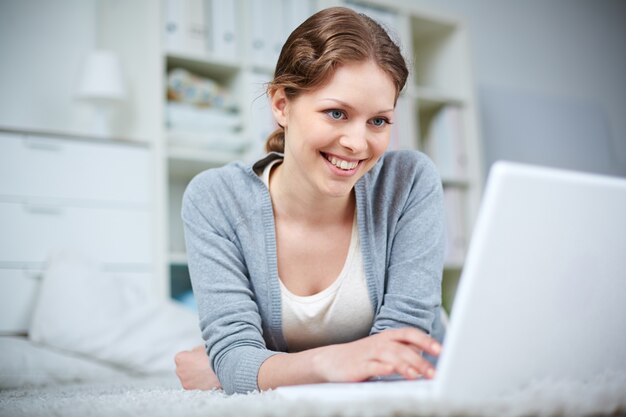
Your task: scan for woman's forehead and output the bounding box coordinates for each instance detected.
[303,61,397,111]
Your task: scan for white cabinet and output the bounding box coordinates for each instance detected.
[0,133,151,206]
[0,131,155,333]
[0,202,152,265]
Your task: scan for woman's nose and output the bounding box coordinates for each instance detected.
[339,123,367,153]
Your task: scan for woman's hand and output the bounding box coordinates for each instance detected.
[174,345,221,390]
[312,328,441,383]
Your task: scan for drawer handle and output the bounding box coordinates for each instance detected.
[23,203,64,216]
[23,270,43,281]
[23,137,63,152]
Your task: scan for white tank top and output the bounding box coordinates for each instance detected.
[262,160,374,352]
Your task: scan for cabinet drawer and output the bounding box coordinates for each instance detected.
[0,202,152,265]
[0,268,153,334]
[0,132,150,205]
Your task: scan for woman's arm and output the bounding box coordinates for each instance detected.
[175,346,221,390]
[182,172,281,394]
[176,328,440,391]
[370,153,446,340]
[258,328,441,390]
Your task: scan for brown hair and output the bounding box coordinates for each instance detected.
[265,6,409,153]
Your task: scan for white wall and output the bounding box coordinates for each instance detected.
[2,0,624,177]
[0,0,98,134]
[402,0,626,177]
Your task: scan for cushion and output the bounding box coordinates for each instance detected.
[29,252,203,374]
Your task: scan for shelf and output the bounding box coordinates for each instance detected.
[0,125,152,148]
[441,177,470,188]
[165,51,241,78]
[167,129,249,151]
[443,260,465,270]
[414,87,465,111]
[167,144,242,181]
[411,13,458,38]
[169,252,188,265]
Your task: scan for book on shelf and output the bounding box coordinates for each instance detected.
[443,187,467,266]
[425,105,468,181]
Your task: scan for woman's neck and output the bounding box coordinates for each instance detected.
[269,161,355,226]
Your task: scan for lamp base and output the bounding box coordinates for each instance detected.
[90,105,113,138]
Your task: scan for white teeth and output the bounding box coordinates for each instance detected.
[327,155,358,170]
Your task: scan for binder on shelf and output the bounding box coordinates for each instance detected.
[425,105,468,181]
[247,0,313,70]
[282,0,313,37]
[443,187,467,266]
[388,95,414,151]
[205,0,238,60]
[346,2,398,36]
[243,71,276,158]
[163,0,184,51]
[163,0,207,55]
[268,0,285,66]
[247,1,270,67]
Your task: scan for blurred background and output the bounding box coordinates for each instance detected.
[0,0,625,335]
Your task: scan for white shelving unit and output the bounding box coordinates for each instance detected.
[98,0,482,309]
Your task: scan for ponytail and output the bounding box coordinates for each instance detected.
[265,127,285,153]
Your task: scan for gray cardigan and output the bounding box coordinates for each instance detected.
[182,150,446,394]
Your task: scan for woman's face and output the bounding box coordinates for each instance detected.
[272,60,397,199]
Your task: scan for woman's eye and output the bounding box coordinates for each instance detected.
[370,117,388,127]
[326,110,345,120]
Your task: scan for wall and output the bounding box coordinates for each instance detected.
[402,0,626,177]
[0,0,98,134]
[2,0,625,177]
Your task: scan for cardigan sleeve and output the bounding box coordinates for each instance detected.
[370,153,446,344]
[181,172,281,394]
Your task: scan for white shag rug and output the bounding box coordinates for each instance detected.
[1,373,625,417]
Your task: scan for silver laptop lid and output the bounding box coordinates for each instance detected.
[436,161,626,401]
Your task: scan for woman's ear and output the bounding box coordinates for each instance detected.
[270,87,289,128]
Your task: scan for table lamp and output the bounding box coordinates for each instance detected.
[76,50,127,137]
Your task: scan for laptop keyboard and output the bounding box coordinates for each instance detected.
[275,377,435,400]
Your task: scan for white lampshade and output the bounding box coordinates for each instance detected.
[76,50,127,104]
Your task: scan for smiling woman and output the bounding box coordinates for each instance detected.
[175,7,446,395]
[270,61,395,199]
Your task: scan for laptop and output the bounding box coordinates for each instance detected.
[276,161,626,403]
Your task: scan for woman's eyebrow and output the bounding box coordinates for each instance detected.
[320,98,394,114]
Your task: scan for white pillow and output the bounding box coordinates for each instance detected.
[0,336,130,389]
[29,253,203,374]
